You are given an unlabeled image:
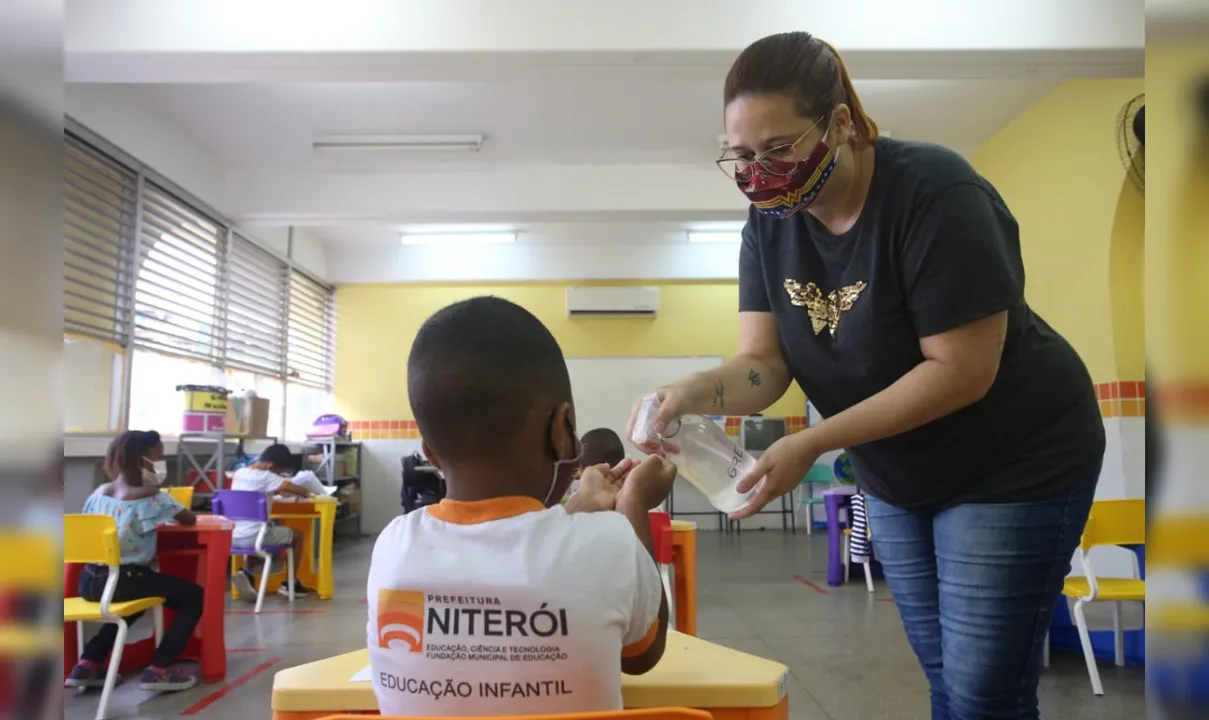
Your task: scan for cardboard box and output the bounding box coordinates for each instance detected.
[225,396,271,437]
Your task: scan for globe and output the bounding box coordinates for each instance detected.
[833,453,855,485]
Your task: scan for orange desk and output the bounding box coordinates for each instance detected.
[231,499,337,600]
[670,520,697,637]
[270,632,788,720]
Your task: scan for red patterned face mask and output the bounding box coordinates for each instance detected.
[736,140,838,220]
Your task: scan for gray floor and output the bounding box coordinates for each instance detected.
[64,531,1145,720]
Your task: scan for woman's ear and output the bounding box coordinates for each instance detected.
[830,104,855,145]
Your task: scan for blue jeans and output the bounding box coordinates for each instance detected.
[866,470,1099,720]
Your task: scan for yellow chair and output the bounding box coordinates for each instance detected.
[0,532,59,655]
[1054,499,1145,696]
[64,514,167,720]
[161,486,194,508]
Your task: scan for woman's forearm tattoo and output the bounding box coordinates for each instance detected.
[712,380,725,409]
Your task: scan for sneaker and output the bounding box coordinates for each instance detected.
[277,580,310,598]
[64,661,107,689]
[138,666,197,692]
[232,569,258,603]
[277,580,309,599]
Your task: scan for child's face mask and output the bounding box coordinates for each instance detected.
[544,410,582,508]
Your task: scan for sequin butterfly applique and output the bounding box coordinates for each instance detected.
[783,279,868,337]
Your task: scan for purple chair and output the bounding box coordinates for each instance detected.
[213,490,296,613]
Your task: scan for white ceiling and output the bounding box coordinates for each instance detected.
[314,220,748,247]
[62,0,1142,282]
[129,77,1059,171]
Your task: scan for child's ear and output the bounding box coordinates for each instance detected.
[550,402,578,461]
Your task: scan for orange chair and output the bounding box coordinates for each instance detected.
[317,710,712,720]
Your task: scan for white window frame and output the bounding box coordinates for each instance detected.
[63,119,336,439]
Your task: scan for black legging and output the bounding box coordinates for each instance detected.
[78,564,203,669]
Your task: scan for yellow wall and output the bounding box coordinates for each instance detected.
[972,79,1146,383]
[334,281,806,422]
[1146,46,1209,386]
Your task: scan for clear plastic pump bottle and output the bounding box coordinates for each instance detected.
[631,394,757,514]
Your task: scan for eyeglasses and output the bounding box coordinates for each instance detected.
[716,116,825,182]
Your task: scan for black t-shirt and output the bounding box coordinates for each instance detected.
[740,137,1105,510]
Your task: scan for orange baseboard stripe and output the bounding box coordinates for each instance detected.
[1094,381,1146,419]
[349,390,1146,443]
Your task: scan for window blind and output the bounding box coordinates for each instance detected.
[225,234,288,375]
[133,181,226,363]
[287,269,336,389]
[63,134,138,344]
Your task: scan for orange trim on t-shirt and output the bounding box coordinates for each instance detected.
[426,496,546,525]
[621,618,660,658]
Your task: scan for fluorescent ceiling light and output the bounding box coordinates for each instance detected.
[687,231,742,244]
[401,232,517,246]
[314,134,484,152]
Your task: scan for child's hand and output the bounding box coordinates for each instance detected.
[565,464,622,514]
[616,455,677,511]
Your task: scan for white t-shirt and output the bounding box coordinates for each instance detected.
[229,467,289,542]
[366,497,663,717]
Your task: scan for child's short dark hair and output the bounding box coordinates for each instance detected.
[408,297,572,461]
[258,444,296,473]
[581,428,625,468]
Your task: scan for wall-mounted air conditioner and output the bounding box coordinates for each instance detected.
[566,286,659,317]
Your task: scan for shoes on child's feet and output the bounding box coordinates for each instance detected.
[63,661,107,689]
[277,580,309,599]
[233,569,258,603]
[138,665,197,692]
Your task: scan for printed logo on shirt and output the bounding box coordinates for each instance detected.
[783,278,868,337]
[377,589,426,652]
[375,590,571,662]
[375,590,577,703]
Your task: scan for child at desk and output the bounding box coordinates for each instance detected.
[65,431,203,692]
[581,428,626,470]
[367,296,676,716]
[102,430,165,486]
[229,444,324,601]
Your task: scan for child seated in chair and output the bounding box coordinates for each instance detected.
[367,297,675,716]
[66,431,202,692]
[228,444,323,601]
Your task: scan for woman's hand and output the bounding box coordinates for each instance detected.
[729,430,823,519]
[626,377,710,453]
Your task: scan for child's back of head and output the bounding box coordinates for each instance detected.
[407,296,580,504]
[580,428,626,469]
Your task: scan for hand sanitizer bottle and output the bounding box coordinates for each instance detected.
[631,394,757,514]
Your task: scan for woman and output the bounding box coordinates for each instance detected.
[631,33,1105,719]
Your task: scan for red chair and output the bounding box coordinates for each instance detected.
[648,512,675,630]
